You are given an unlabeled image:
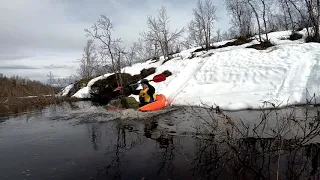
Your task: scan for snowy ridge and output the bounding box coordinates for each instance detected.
[70,29,320,110]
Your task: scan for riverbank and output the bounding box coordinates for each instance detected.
[0,96,82,116]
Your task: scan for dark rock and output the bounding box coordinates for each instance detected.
[289,32,303,41]
[246,40,274,50]
[90,67,156,104]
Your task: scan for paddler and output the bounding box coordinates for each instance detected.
[130,79,156,107]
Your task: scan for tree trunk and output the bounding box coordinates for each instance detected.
[316,0,320,39]
[248,1,262,42]
[284,0,295,31]
[261,0,269,41]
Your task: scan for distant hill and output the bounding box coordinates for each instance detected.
[0,75,60,97]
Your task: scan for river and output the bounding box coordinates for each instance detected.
[1,101,320,179]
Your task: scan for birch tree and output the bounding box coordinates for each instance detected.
[190,0,218,50]
[77,39,98,79]
[85,15,125,86]
[142,6,185,60]
[225,0,253,37]
[245,0,273,42]
[304,0,320,41]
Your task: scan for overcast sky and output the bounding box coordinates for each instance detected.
[0,0,231,83]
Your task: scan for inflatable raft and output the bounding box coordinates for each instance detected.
[138,94,167,112]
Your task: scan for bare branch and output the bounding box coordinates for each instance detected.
[142,6,185,60]
[188,0,218,50]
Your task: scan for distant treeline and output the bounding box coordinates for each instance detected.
[0,74,60,97]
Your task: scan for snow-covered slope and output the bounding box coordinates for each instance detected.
[69,29,320,110]
[60,84,74,96]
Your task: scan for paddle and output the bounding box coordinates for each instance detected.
[113,73,167,92]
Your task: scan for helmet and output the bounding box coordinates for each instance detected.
[140,79,149,84]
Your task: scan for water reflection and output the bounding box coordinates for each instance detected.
[190,136,320,180]
[87,124,102,151]
[0,101,95,121]
[95,122,145,179]
[89,120,320,179]
[2,102,320,179]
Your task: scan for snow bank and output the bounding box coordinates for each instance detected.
[70,29,320,110]
[61,84,74,96]
[87,73,112,87]
[72,87,90,98]
[69,73,112,98]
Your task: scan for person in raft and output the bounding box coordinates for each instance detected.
[131,79,156,107]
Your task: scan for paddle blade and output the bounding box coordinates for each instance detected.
[152,74,166,82]
[113,86,122,91]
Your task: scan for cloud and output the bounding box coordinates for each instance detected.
[0,54,31,61]
[43,64,73,69]
[0,65,38,70]
[0,0,231,81]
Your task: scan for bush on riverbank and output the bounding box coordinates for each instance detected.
[0,96,81,116]
[0,75,60,97]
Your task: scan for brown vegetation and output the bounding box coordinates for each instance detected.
[0,75,67,116]
[0,75,60,97]
[193,36,253,53]
[0,96,80,116]
[246,40,274,50]
[218,36,253,48]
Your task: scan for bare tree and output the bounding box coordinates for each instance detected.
[260,0,270,40]
[270,0,308,32]
[77,39,98,79]
[47,71,55,85]
[125,45,136,66]
[221,31,231,40]
[142,38,160,60]
[225,0,253,37]
[186,19,205,47]
[281,0,295,30]
[141,6,185,60]
[268,14,286,31]
[85,15,125,87]
[288,0,309,30]
[130,38,159,63]
[191,0,218,50]
[245,0,272,42]
[216,28,222,42]
[303,0,320,41]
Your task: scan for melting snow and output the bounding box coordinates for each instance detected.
[60,84,74,96]
[69,29,320,110]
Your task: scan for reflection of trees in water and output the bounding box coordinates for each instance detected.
[96,122,144,180]
[153,135,175,176]
[191,137,320,179]
[143,121,185,178]
[185,103,320,179]
[87,105,320,179]
[87,124,102,151]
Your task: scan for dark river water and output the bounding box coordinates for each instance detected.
[1,101,320,180]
